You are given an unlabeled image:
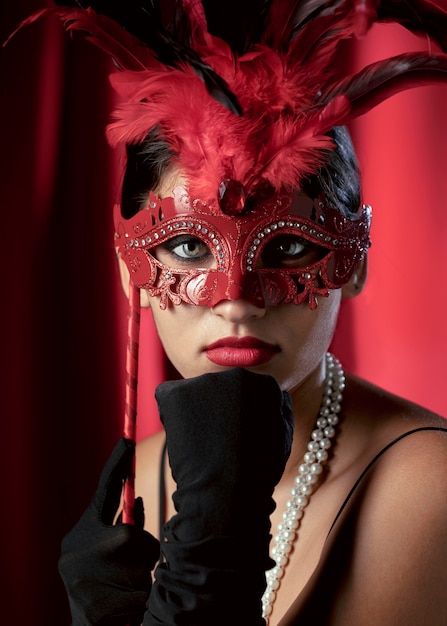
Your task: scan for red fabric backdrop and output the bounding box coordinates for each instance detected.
[1,3,446,624]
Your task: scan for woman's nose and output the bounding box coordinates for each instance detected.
[211,298,266,323]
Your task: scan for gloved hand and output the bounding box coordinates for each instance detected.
[58,438,160,626]
[145,368,294,626]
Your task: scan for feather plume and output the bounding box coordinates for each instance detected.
[286,2,355,68]
[67,0,447,198]
[201,0,274,54]
[9,0,447,199]
[8,1,241,114]
[319,53,447,122]
[376,0,447,51]
[58,1,243,113]
[263,0,315,49]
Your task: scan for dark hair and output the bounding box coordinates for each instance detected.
[301,126,361,219]
[121,125,361,219]
[121,126,176,219]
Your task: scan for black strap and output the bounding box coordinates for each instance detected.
[158,438,168,551]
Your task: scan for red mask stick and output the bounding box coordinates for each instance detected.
[122,281,141,524]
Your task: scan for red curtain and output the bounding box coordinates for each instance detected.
[1,4,446,624]
[331,21,447,417]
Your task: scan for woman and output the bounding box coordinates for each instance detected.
[118,131,447,625]
[15,0,447,624]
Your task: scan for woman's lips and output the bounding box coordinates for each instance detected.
[204,337,279,367]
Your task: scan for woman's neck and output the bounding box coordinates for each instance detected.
[285,356,327,480]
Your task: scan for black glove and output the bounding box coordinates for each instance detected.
[144,368,294,626]
[58,438,160,626]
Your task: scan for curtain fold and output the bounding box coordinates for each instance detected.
[1,5,445,625]
[331,22,447,417]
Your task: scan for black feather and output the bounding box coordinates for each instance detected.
[262,0,343,50]
[321,53,447,119]
[201,0,274,54]
[376,0,447,52]
[53,0,242,114]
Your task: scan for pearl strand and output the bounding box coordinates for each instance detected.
[262,352,345,622]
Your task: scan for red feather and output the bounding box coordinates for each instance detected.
[4,7,157,70]
[9,0,447,200]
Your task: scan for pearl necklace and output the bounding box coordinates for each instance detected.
[262,352,345,622]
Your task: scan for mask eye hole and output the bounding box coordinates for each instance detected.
[152,235,216,269]
[257,234,327,269]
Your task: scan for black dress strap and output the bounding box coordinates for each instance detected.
[158,437,168,547]
[328,426,447,535]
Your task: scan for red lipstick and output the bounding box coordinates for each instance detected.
[205,336,279,367]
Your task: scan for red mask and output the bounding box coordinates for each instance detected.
[114,183,371,310]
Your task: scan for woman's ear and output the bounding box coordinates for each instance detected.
[342,254,368,299]
[117,254,151,308]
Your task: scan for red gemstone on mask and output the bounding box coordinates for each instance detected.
[218,179,246,215]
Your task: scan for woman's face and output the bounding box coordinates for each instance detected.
[147,287,342,392]
[118,169,364,392]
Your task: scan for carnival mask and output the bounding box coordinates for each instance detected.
[114,183,371,310]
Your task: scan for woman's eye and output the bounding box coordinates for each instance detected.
[169,238,209,260]
[259,235,322,268]
[153,235,214,267]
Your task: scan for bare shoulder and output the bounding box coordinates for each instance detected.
[346,372,445,419]
[135,430,167,536]
[356,423,447,530]
[343,376,447,576]
[281,379,447,626]
[343,373,446,455]
[333,424,447,624]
